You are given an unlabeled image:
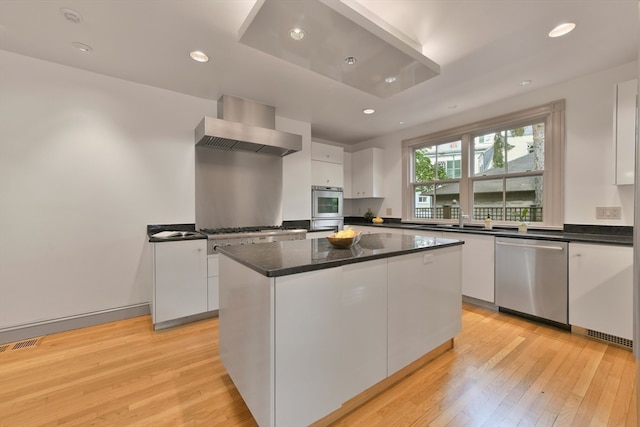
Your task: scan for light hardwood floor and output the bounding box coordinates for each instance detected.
[0,304,636,426]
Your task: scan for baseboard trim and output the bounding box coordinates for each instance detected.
[0,303,150,344]
[462,295,498,311]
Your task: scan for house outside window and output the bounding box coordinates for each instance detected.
[402,100,565,228]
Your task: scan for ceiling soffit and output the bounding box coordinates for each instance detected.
[238,0,440,98]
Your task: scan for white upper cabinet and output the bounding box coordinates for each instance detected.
[614,79,637,185]
[311,141,344,164]
[350,147,384,198]
[311,142,344,187]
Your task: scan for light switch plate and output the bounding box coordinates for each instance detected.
[595,206,621,219]
[386,208,392,215]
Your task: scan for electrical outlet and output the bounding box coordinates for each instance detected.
[386,208,392,216]
[595,206,621,219]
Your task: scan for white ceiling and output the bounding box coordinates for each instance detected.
[0,0,637,144]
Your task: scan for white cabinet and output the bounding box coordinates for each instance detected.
[311,160,343,187]
[442,232,495,303]
[152,240,208,325]
[387,246,462,374]
[569,243,633,340]
[311,141,343,164]
[311,142,344,187]
[275,268,344,426]
[614,79,637,185]
[350,147,384,198]
[207,254,219,311]
[339,260,388,401]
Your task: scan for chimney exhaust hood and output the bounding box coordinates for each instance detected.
[195,95,302,157]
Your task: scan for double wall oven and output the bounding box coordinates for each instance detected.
[311,186,344,231]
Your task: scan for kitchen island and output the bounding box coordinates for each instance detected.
[217,233,463,427]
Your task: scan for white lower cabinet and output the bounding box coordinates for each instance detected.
[569,243,633,340]
[442,232,495,303]
[387,247,462,374]
[152,240,208,325]
[207,254,219,311]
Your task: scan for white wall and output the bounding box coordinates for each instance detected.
[347,61,638,227]
[0,51,215,329]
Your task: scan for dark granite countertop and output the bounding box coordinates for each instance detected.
[217,233,464,277]
[345,219,633,246]
[147,223,207,242]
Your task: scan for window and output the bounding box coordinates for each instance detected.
[402,100,565,227]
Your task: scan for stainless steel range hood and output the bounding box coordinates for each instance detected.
[195,95,302,157]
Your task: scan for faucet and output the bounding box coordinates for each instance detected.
[459,208,469,228]
[453,199,469,228]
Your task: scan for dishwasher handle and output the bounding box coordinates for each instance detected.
[496,241,565,251]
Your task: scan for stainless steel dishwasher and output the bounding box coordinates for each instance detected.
[495,237,569,327]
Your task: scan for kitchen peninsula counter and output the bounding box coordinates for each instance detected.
[218,233,463,426]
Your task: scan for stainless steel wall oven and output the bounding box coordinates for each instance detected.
[311,186,343,230]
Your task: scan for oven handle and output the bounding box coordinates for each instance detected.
[496,241,565,251]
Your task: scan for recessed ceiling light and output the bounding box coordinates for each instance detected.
[60,8,82,24]
[520,80,532,86]
[71,42,92,53]
[345,56,357,65]
[548,22,576,38]
[189,51,209,63]
[384,76,397,84]
[399,121,406,125]
[362,108,375,115]
[289,27,306,41]
[448,104,458,110]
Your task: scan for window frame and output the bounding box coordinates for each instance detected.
[402,100,565,228]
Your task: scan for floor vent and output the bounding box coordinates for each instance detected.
[0,344,9,353]
[10,338,40,351]
[587,329,633,350]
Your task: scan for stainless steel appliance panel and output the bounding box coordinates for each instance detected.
[495,237,568,324]
[195,147,283,229]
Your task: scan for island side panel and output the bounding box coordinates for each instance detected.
[219,255,275,427]
[274,267,344,427]
[387,245,462,375]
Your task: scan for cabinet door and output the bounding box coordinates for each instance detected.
[311,160,344,187]
[615,79,637,185]
[387,246,462,374]
[275,268,343,426]
[311,142,344,164]
[340,260,387,402]
[442,232,495,303]
[351,148,384,198]
[207,255,220,311]
[569,243,633,340]
[153,240,207,324]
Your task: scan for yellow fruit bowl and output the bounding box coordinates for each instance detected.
[372,217,384,224]
[326,231,362,249]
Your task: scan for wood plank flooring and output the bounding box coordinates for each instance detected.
[0,304,636,426]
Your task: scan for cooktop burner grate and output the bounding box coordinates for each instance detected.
[200,226,282,235]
